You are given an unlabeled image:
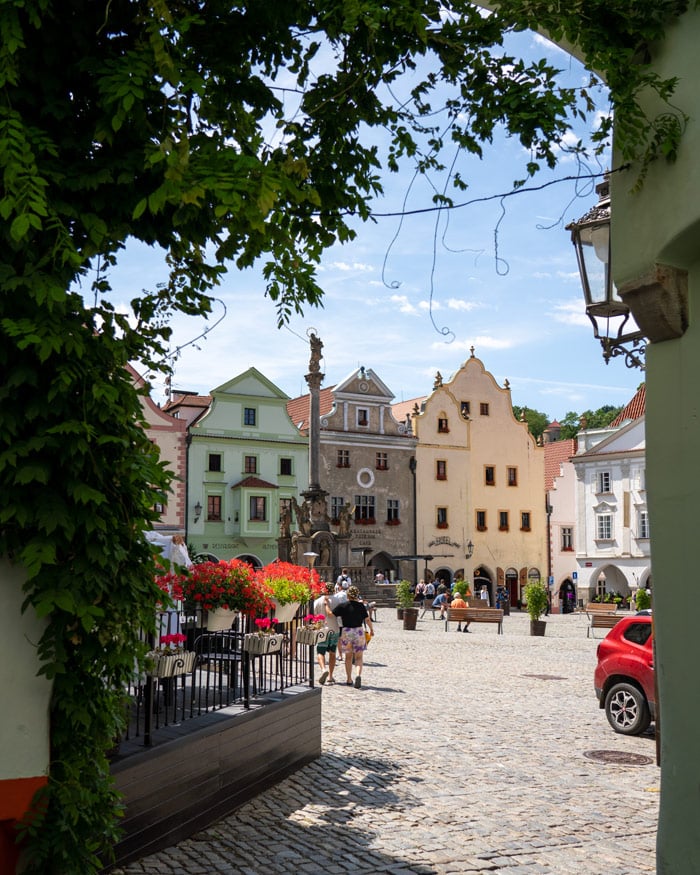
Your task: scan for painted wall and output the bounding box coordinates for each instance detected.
[611,8,700,871]
[414,353,546,594]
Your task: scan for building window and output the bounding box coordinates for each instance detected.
[476,510,487,531]
[639,510,650,539]
[480,402,489,416]
[596,471,612,494]
[357,408,369,427]
[438,417,449,433]
[330,496,345,523]
[499,511,509,531]
[154,502,164,514]
[596,513,612,540]
[387,499,400,523]
[280,457,292,476]
[437,507,448,528]
[436,460,447,480]
[249,496,266,521]
[354,494,375,522]
[376,452,388,470]
[485,465,495,486]
[243,407,256,426]
[207,495,222,521]
[460,401,470,419]
[507,466,517,487]
[208,453,222,472]
[561,527,573,551]
[520,511,531,531]
[244,455,257,474]
[337,449,350,468]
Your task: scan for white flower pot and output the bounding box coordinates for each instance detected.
[271,599,300,624]
[207,607,238,631]
[296,626,327,646]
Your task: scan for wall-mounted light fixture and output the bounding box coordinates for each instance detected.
[193,501,202,523]
[567,177,646,369]
[465,540,474,560]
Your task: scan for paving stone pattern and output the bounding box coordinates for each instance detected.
[113,610,658,874]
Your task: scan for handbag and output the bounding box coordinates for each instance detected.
[364,630,372,645]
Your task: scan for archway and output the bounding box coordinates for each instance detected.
[505,567,519,609]
[237,553,262,569]
[558,579,576,614]
[473,566,494,606]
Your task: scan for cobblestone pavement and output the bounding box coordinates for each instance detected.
[114,610,659,874]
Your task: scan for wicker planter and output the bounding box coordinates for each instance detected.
[243,633,284,655]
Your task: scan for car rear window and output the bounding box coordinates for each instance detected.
[623,622,652,646]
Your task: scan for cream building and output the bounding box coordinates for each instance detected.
[412,351,546,606]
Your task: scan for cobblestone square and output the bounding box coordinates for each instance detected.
[114,610,658,874]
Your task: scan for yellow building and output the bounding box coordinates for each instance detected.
[412,351,546,607]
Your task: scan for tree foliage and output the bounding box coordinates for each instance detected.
[559,404,624,438]
[0,1,684,870]
[512,405,550,440]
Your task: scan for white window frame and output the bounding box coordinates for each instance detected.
[596,513,613,540]
[639,510,650,539]
[596,471,612,494]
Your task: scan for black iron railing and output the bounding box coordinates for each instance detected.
[122,605,318,749]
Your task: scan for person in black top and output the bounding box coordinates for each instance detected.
[330,586,374,688]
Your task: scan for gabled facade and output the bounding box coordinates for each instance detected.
[187,368,308,565]
[130,365,188,533]
[571,386,649,605]
[412,352,546,605]
[288,366,417,576]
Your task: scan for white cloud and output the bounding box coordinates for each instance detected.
[324,261,374,273]
[550,299,589,327]
[390,294,418,315]
[446,298,479,311]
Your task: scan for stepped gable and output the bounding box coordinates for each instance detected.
[544,437,577,492]
[609,384,646,427]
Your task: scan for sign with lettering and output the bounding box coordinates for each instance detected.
[427,536,461,548]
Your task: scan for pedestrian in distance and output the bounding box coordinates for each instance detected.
[432,590,450,620]
[336,568,352,589]
[313,583,346,685]
[329,585,374,688]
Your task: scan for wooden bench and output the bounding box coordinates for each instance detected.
[444,606,504,634]
[585,602,623,638]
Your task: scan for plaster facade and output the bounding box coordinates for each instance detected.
[186,368,308,566]
[288,367,417,579]
[412,352,546,605]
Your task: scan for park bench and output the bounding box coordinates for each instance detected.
[585,602,622,638]
[444,606,504,634]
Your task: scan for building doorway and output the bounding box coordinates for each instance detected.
[473,567,493,605]
[559,579,576,614]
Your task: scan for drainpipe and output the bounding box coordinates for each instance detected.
[184,431,192,542]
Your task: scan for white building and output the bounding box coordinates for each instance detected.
[570,387,650,605]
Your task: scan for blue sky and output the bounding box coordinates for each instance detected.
[109,30,643,424]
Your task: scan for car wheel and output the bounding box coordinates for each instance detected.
[604,682,651,735]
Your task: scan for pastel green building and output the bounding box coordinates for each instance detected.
[185,367,308,566]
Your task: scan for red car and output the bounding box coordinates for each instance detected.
[594,612,656,735]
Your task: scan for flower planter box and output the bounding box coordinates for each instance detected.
[243,633,284,655]
[151,651,197,678]
[296,626,327,646]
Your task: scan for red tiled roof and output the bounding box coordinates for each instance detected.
[230,476,278,490]
[609,384,646,427]
[392,396,426,424]
[544,438,577,492]
[286,386,336,432]
[163,393,212,412]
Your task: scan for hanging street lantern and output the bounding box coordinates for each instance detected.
[566,177,646,369]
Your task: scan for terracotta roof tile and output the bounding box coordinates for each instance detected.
[286,387,336,432]
[544,438,577,492]
[609,384,646,426]
[230,476,278,489]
